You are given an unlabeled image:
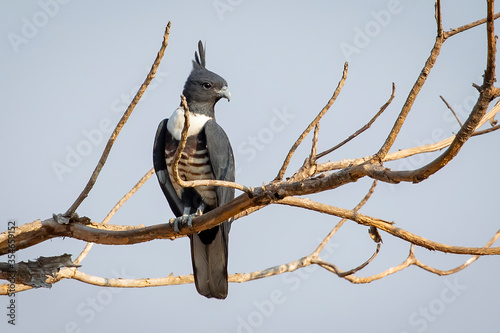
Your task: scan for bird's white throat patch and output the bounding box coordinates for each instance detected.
[167,107,211,140]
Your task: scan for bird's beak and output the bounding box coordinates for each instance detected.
[218,86,231,102]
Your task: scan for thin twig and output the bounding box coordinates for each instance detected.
[440,95,463,126]
[389,0,500,183]
[435,0,443,36]
[65,22,172,217]
[312,180,378,256]
[341,247,415,284]
[486,0,497,85]
[74,167,155,265]
[309,124,320,163]
[170,94,190,189]
[341,227,500,283]
[375,3,445,161]
[415,228,500,275]
[275,62,348,181]
[276,196,500,255]
[314,243,381,277]
[445,12,500,38]
[472,122,500,135]
[317,83,395,160]
[316,99,500,173]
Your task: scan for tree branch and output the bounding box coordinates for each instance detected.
[440,95,463,127]
[316,99,500,173]
[64,22,172,217]
[375,4,445,161]
[74,167,155,265]
[276,196,500,255]
[275,62,348,181]
[316,82,395,160]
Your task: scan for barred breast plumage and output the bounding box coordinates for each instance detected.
[164,133,217,207]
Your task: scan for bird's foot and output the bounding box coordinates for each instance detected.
[169,212,201,233]
[195,206,204,217]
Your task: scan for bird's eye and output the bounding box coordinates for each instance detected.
[202,82,212,89]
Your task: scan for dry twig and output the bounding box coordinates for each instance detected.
[65,22,172,217]
[275,62,348,181]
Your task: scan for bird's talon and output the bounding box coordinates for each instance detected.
[170,214,198,232]
[169,217,181,232]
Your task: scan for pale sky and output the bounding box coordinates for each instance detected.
[1,1,499,332]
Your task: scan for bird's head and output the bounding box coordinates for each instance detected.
[182,41,230,114]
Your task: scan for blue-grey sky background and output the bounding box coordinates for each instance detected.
[1,1,499,332]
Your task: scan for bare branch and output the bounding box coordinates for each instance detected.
[415,228,500,275]
[0,254,79,288]
[74,167,155,265]
[65,22,172,217]
[445,12,500,38]
[341,247,415,284]
[312,180,378,256]
[372,5,500,162]
[171,95,191,189]
[230,257,312,283]
[435,0,443,36]
[2,225,499,294]
[486,0,497,86]
[472,122,500,135]
[314,243,381,277]
[440,95,463,127]
[378,1,499,183]
[316,100,500,173]
[375,22,445,161]
[276,196,500,255]
[317,83,395,160]
[309,124,320,163]
[275,62,348,181]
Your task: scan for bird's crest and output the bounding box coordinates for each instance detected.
[194,40,206,68]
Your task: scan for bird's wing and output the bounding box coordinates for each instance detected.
[153,118,183,217]
[204,119,235,207]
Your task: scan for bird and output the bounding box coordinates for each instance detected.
[153,41,234,299]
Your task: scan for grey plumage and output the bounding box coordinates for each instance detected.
[153,41,234,299]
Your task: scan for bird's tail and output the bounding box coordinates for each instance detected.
[190,222,229,299]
